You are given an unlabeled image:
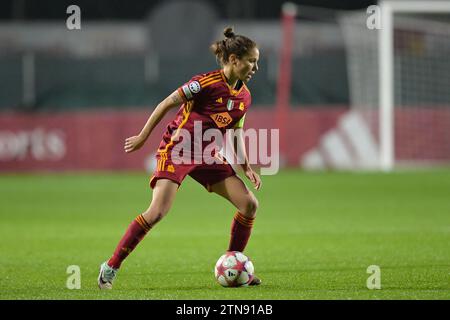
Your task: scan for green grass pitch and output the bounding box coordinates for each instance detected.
[1,169,450,299]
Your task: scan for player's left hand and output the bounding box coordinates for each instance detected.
[244,167,262,190]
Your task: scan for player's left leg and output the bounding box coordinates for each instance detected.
[209,175,261,285]
[210,175,259,251]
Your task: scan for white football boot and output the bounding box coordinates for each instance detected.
[97,261,118,290]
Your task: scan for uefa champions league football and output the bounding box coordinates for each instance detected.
[214,251,255,287]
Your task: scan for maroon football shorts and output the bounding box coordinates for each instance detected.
[149,152,236,192]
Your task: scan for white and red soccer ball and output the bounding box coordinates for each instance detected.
[214,251,255,287]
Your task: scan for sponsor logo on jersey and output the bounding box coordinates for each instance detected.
[210,112,233,128]
[227,99,234,111]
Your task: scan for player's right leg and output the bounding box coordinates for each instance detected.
[98,178,179,290]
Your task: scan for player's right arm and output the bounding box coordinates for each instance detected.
[124,90,183,153]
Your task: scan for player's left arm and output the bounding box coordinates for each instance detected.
[233,118,262,190]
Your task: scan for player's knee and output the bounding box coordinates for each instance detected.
[251,196,259,215]
[242,195,259,218]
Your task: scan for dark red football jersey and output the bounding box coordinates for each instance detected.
[157,69,251,158]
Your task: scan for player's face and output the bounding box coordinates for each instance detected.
[235,47,259,82]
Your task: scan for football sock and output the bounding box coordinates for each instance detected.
[228,211,255,252]
[107,214,152,269]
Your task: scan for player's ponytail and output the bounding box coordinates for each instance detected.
[210,26,257,66]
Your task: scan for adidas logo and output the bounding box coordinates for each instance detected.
[302,111,379,170]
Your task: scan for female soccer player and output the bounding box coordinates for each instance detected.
[98,27,261,289]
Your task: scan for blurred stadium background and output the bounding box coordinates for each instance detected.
[1,0,449,172]
[1,0,450,300]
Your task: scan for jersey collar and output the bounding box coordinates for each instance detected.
[220,69,246,97]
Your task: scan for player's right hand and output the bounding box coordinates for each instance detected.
[124,135,145,153]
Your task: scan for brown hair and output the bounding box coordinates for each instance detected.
[210,26,257,66]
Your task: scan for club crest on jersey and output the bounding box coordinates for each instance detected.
[226,99,234,111]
